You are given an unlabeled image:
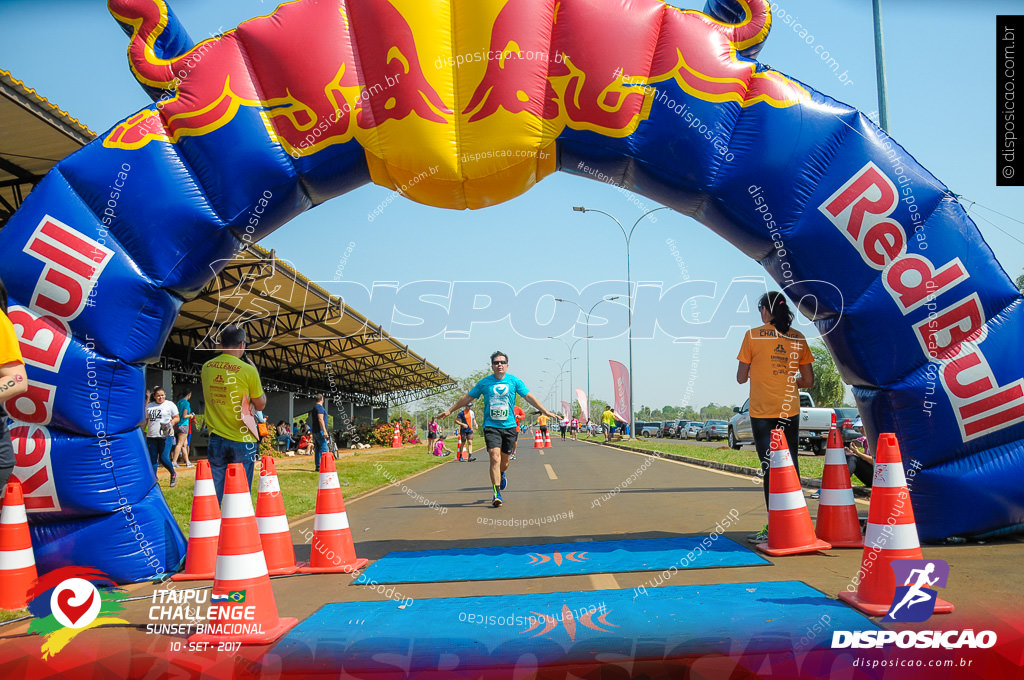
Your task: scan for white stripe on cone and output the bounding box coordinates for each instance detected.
[188,518,221,538]
[0,547,35,570]
[318,472,339,490]
[259,475,280,494]
[824,448,846,466]
[194,479,216,497]
[864,522,920,551]
[769,449,792,468]
[215,552,269,580]
[314,511,350,532]
[257,514,290,535]
[872,463,907,488]
[819,488,856,506]
[768,489,806,511]
[221,492,255,519]
[0,504,27,525]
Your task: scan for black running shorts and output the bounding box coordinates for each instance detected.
[483,427,518,455]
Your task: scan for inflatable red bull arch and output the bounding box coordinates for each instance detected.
[0,0,1022,582]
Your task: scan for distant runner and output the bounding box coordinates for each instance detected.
[439,351,557,507]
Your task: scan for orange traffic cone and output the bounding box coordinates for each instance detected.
[532,431,544,449]
[255,456,300,575]
[189,463,297,645]
[838,434,954,616]
[815,428,863,548]
[0,478,37,610]
[391,424,402,448]
[299,452,368,574]
[542,430,553,448]
[455,439,464,461]
[757,429,831,556]
[172,460,221,581]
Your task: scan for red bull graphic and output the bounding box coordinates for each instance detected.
[0,0,1021,585]
[104,0,806,208]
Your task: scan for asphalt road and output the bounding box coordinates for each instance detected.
[5,437,1020,671]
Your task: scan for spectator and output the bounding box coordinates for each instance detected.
[309,395,330,471]
[432,434,453,457]
[201,324,265,502]
[145,387,179,487]
[601,406,616,442]
[0,276,27,499]
[172,387,195,468]
[276,420,292,453]
[736,291,814,543]
[427,416,439,454]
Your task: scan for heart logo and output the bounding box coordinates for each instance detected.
[50,579,101,629]
[56,588,96,626]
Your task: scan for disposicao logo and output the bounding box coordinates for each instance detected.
[832,559,997,650]
[26,567,127,659]
[883,559,949,622]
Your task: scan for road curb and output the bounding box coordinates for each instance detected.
[581,438,872,498]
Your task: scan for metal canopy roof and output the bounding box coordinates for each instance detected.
[163,244,456,407]
[0,69,95,227]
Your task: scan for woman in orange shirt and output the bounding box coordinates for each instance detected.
[0,277,29,499]
[736,291,814,543]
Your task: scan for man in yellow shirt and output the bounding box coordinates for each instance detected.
[201,324,266,502]
[737,292,814,543]
[0,278,28,499]
[601,405,617,442]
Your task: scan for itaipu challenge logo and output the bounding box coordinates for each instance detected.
[26,567,127,659]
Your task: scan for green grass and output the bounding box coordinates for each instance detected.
[159,445,448,536]
[601,437,865,486]
[0,609,27,623]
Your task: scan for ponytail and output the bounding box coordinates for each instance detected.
[0,275,7,314]
[759,291,794,334]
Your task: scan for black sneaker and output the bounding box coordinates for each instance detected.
[467,455,477,462]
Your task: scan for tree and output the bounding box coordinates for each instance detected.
[1016,268,1024,293]
[807,340,845,407]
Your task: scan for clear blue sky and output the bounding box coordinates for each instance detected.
[2,0,1022,414]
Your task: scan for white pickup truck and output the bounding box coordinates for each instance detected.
[728,392,835,454]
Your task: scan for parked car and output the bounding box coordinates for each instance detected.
[661,422,676,438]
[798,393,839,454]
[729,393,850,454]
[696,420,729,441]
[670,419,690,438]
[682,421,703,439]
[636,421,662,438]
[728,401,753,450]
[834,407,862,445]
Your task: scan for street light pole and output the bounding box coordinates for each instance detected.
[552,295,618,424]
[573,206,669,438]
[547,335,589,418]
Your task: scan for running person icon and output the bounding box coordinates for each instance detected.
[887,562,940,620]
[439,351,557,507]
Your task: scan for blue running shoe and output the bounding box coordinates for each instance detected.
[492,488,503,507]
[500,472,508,490]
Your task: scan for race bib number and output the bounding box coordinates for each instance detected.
[489,404,509,421]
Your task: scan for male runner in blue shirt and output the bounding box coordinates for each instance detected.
[439,351,557,507]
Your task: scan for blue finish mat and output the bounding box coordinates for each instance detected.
[353,535,769,584]
[267,581,879,674]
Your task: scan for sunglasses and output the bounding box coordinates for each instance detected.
[492,360,508,365]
